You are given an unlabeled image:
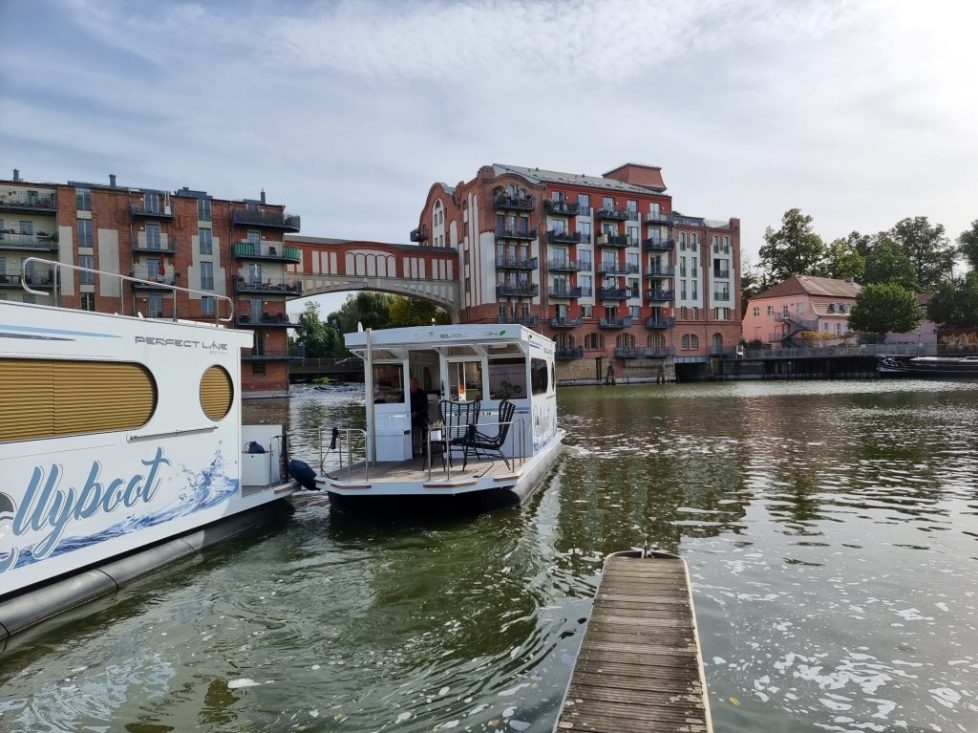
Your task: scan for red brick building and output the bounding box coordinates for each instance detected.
[0,170,301,396]
[413,163,741,380]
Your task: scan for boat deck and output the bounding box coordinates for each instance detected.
[554,551,712,733]
[322,454,520,485]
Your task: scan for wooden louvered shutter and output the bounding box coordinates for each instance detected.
[199,365,233,421]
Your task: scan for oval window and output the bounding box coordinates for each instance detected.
[200,365,233,421]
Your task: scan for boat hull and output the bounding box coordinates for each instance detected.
[879,356,978,378]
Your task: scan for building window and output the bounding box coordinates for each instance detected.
[691,280,698,299]
[582,305,592,318]
[629,305,640,320]
[602,196,613,210]
[76,187,91,211]
[628,225,638,243]
[145,222,161,249]
[680,232,687,250]
[199,227,212,255]
[247,230,261,246]
[148,294,163,318]
[200,261,214,290]
[201,296,215,316]
[79,254,95,285]
[77,218,93,247]
[680,280,687,299]
[680,256,687,277]
[690,335,699,349]
[81,292,95,311]
[578,194,589,213]
[627,200,638,217]
[252,362,266,375]
[144,193,162,214]
[753,306,760,317]
[681,334,690,349]
[198,197,211,221]
[767,305,775,316]
[20,220,33,235]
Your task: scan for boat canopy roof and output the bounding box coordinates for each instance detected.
[344,324,554,361]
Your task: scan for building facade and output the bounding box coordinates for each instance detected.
[742,275,861,347]
[412,163,741,379]
[0,170,301,396]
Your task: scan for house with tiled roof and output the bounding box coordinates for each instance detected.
[742,275,862,347]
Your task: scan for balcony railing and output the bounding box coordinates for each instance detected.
[494,193,535,211]
[579,287,593,298]
[713,291,732,302]
[499,313,539,327]
[596,207,630,221]
[597,261,626,275]
[496,228,537,241]
[645,347,676,358]
[547,259,583,272]
[597,234,630,248]
[0,274,23,288]
[235,277,303,296]
[713,270,731,280]
[549,286,582,299]
[236,313,299,328]
[133,233,176,255]
[231,209,301,231]
[496,282,539,298]
[496,256,538,270]
[544,200,580,216]
[646,289,675,302]
[241,349,298,361]
[232,241,303,263]
[645,212,673,226]
[0,191,57,212]
[410,226,429,242]
[646,266,676,278]
[131,273,177,289]
[130,202,174,219]
[550,316,582,328]
[645,316,677,329]
[555,345,584,360]
[598,287,630,300]
[547,230,582,244]
[0,232,59,251]
[598,317,633,329]
[645,238,676,252]
[614,347,644,359]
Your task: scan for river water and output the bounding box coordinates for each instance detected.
[2,380,978,733]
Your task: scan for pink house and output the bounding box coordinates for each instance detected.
[742,275,861,347]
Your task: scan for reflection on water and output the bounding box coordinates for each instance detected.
[2,380,978,732]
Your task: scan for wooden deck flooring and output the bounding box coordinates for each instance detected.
[554,551,712,733]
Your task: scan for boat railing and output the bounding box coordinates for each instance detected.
[426,415,526,480]
[319,426,370,481]
[21,256,234,323]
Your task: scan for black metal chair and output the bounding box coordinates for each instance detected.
[437,399,482,468]
[461,400,516,470]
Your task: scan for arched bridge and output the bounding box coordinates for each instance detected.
[285,236,460,321]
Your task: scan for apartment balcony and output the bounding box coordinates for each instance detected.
[713,291,732,303]
[232,241,303,263]
[231,208,301,231]
[645,316,677,329]
[0,231,59,252]
[598,317,633,329]
[713,269,731,280]
[236,313,299,328]
[596,207,630,221]
[645,212,674,226]
[544,200,580,216]
[645,347,676,358]
[598,287,630,300]
[646,266,676,279]
[0,191,57,213]
[548,286,582,299]
[496,227,537,241]
[499,313,539,327]
[547,259,584,272]
[597,261,627,276]
[241,349,299,361]
[597,234,630,248]
[410,226,429,242]
[646,289,675,302]
[644,238,675,252]
[614,347,645,360]
[496,256,538,271]
[130,202,174,219]
[547,230,582,245]
[133,233,177,256]
[496,282,539,298]
[235,277,303,296]
[579,287,594,298]
[0,273,24,288]
[494,193,535,212]
[550,317,582,329]
[132,273,177,290]
[555,345,584,360]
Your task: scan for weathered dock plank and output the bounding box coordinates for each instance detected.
[554,550,712,732]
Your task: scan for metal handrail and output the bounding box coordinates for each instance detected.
[21,257,234,323]
[319,426,370,481]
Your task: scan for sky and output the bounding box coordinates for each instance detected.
[2,0,977,315]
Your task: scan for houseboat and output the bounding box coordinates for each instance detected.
[318,324,564,510]
[0,260,297,644]
[879,355,978,377]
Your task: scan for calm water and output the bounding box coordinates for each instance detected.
[3,380,978,732]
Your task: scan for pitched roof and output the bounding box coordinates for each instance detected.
[493,164,669,196]
[753,275,862,300]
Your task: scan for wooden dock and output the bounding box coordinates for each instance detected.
[553,550,712,732]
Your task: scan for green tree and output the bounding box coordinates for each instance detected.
[861,240,919,291]
[957,220,978,271]
[848,283,923,341]
[926,273,978,328]
[290,301,344,358]
[821,236,865,281]
[329,292,393,334]
[888,217,954,290]
[387,296,450,327]
[759,208,826,282]
[739,263,771,318]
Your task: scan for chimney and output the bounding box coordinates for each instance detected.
[12,168,20,182]
[109,173,117,187]
[260,189,266,204]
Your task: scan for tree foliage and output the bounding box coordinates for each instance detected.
[387,296,450,327]
[759,209,826,282]
[290,301,344,358]
[821,236,865,281]
[957,220,978,271]
[861,240,919,291]
[925,273,978,328]
[888,217,954,291]
[848,283,923,340]
[330,292,394,334]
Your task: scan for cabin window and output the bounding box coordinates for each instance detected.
[530,358,548,395]
[0,359,157,442]
[372,364,404,403]
[488,358,526,400]
[448,361,482,402]
[200,365,234,421]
